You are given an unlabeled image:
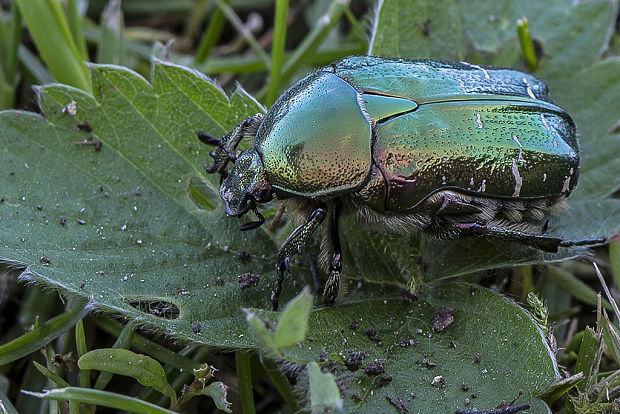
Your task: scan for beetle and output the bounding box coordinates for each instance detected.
[197,56,604,310]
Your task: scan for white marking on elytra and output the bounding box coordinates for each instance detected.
[442,176,447,185]
[523,77,536,99]
[470,177,475,186]
[458,79,465,89]
[470,64,490,79]
[511,158,522,197]
[562,175,571,193]
[512,134,525,162]
[478,179,486,192]
[543,173,547,182]
[540,113,550,131]
[475,113,483,129]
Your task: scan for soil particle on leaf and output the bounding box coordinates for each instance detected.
[77,121,92,132]
[365,328,382,345]
[349,320,359,330]
[398,338,414,347]
[237,250,251,262]
[36,205,43,210]
[352,393,362,402]
[135,186,142,196]
[237,273,259,290]
[377,375,392,386]
[215,276,225,286]
[40,256,51,266]
[59,217,67,225]
[422,357,436,367]
[192,322,202,334]
[77,219,86,225]
[319,349,328,362]
[0,197,4,202]
[473,354,481,364]
[432,307,455,332]
[431,375,446,387]
[364,359,385,376]
[386,394,410,414]
[344,350,367,372]
[461,383,470,392]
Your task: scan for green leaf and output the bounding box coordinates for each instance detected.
[370,0,465,60]
[0,301,88,367]
[78,349,176,400]
[307,361,343,412]
[32,361,70,388]
[274,287,313,348]
[22,387,176,414]
[201,382,232,413]
[277,283,556,412]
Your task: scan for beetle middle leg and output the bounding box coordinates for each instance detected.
[323,199,343,305]
[272,206,327,310]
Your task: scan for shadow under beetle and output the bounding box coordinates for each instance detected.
[198,56,605,310]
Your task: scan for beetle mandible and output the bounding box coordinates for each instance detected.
[197,56,604,310]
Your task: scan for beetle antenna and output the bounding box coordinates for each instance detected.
[239,209,265,231]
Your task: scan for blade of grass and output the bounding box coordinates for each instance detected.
[547,265,613,311]
[517,17,537,71]
[235,351,255,414]
[15,0,91,92]
[594,262,620,321]
[75,319,91,390]
[96,0,126,65]
[0,5,21,109]
[0,299,88,366]
[213,0,270,69]
[198,43,365,74]
[194,1,227,64]
[18,45,54,84]
[0,386,19,414]
[261,356,299,411]
[65,0,88,60]
[280,0,349,85]
[265,0,289,105]
[610,239,620,293]
[22,387,177,414]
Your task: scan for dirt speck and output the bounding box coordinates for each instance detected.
[237,273,259,290]
[433,307,455,332]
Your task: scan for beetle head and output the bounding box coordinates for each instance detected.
[220,149,274,230]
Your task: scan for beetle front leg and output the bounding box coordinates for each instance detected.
[272,207,327,310]
[323,200,343,305]
[197,114,263,175]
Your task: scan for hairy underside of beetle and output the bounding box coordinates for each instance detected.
[353,190,568,241]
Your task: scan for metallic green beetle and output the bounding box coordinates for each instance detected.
[198,56,603,310]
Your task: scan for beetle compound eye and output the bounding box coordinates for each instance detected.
[253,187,274,204]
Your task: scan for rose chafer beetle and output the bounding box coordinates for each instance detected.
[198,56,604,310]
